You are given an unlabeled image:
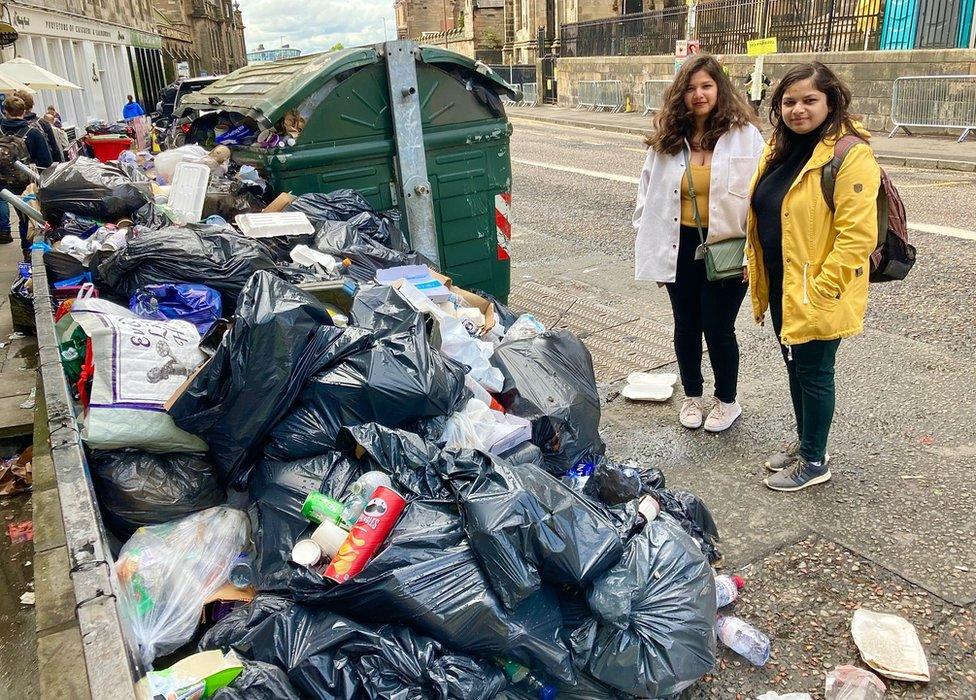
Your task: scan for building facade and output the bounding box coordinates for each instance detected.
[3,0,165,126]
[396,0,505,61]
[504,0,617,63]
[186,0,247,76]
[247,44,302,63]
[155,2,202,83]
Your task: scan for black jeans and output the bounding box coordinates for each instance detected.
[768,279,840,464]
[16,209,28,256]
[665,226,747,403]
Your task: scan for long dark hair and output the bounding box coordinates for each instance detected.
[645,54,756,155]
[767,62,860,167]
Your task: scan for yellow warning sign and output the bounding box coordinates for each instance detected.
[747,37,778,56]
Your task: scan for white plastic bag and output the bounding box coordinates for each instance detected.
[71,298,207,452]
[438,315,504,392]
[504,313,546,342]
[825,665,886,700]
[116,507,248,667]
[441,398,532,454]
[154,144,209,185]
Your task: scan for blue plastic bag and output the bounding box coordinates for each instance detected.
[130,283,222,335]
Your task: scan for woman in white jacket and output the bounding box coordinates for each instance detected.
[633,54,765,432]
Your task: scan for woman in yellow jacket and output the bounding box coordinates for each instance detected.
[746,62,880,492]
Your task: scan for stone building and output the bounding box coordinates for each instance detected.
[395,0,505,62]
[155,2,201,82]
[186,0,247,76]
[504,0,617,63]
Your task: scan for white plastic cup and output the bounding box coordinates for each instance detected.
[309,520,348,559]
[291,538,322,567]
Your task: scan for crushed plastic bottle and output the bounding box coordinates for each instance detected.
[714,573,745,608]
[341,471,393,525]
[715,615,771,666]
[825,665,886,700]
[497,659,557,700]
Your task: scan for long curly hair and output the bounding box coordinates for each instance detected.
[766,62,860,168]
[644,54,757,155]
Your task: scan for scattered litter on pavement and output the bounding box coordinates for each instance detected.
[622,371,678,401]
[20,592,34,605]
[0,447,32,496]
[757,693,814,700]
[19,387,36,410]
[825,664,887,699]
[6,519,33,543]
[851,608,930,682]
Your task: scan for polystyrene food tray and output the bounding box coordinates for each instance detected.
[235,212,314,238]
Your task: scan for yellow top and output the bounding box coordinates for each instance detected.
[680,163,711,228]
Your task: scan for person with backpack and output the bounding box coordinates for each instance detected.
[13,90,63,163]
[0,96,52,256]
[748,62,883,492]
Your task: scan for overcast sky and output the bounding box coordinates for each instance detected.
[238,0,397,54]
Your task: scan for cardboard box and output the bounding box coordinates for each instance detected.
[262,191,295,213]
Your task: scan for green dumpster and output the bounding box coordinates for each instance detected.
[180,42,517,301]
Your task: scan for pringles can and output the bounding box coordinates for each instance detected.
[324,485,406,583]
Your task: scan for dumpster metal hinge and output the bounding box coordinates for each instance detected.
[384,40,440,268]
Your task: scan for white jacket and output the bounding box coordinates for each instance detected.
[633,124,765,283]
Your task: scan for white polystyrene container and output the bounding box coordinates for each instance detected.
[235,212,315,238]
[166,162,210,224]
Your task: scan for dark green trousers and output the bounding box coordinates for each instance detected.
[768,289,840,464]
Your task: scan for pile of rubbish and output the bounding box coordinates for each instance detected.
[33,153,763,699]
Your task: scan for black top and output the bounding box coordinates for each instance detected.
[0,117,53,168]
[751,126,825,288]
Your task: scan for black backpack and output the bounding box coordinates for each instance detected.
[821,135,916,283]
[0,124,33,193]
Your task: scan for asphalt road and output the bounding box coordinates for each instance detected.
[507,117,976,698]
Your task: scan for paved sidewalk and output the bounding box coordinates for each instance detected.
[508,104,976,171]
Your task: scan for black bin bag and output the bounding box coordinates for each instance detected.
[654,488,722,564]
[38,157,152,225]
[349,284,421,339]
[200,595,506,700]
[263,313,467,463]
[169,272,372,488]
[312,220,425,282]
[89,450,225,539]
[249,451,366,592]
[338,423,452,499]
[456,461,623,611]
[285,189,407,251]
[568,515,717,698]
[291,499,576,683]
[213,661,300,700]
[98,224,279,312]
[491,330,605,474]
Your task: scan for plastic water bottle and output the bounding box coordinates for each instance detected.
[497,660,557,700]
[228,552,253,588]
[341,471,393,525]
[714,573,745,608]
[715,616,771,666]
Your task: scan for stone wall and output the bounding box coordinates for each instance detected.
[557,49,976,132]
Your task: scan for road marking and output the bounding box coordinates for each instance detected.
[510,117,642,141]
[909,222,976,241]
[513,158,640,184]
[623,147,649,154]
[898,179,971,189]
[514,157,976,240]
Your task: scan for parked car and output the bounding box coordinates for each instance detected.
[153,76,222,126]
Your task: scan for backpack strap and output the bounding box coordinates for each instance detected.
[821,134,867,212]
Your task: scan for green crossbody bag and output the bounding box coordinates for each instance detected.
[683,145,746,282]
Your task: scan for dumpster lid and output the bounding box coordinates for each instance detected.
[180,43,518,126]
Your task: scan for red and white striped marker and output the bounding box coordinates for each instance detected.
[495,191,512,261]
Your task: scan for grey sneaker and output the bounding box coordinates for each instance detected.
[764,458,832,492]
[765,443,831,473]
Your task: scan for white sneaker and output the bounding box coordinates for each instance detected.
[704,400,742,433]
[679,397,705,429]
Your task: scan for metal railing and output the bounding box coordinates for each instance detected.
[521,82,539,106]
[889,75,976,142]
[486,64,537,87]
[561,0,971,58]
[575,80,625,112]
[642,79,673,115]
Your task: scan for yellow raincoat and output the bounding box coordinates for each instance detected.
[746,124,881,346]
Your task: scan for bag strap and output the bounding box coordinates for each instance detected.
[682,144,707,248]
[821,134,867,212]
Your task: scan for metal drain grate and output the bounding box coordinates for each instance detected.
[583,318,675,381]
